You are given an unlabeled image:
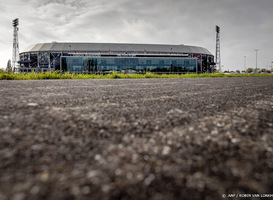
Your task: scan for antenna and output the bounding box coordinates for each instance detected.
[215,25,221,72]
[12,18,20,72]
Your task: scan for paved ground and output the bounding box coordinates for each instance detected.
[0,77,272,200]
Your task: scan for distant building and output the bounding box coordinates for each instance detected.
[19,42,215,73]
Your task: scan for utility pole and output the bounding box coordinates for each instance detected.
[244,56,246,71]
[254,49,258,73]
[215,25,221,73]
[12,18,20,72]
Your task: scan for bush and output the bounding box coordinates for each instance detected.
[246,68,254,73]
[144,72,155,78]
[0,72,16,80]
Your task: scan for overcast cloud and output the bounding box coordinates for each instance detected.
[0,0,272,71]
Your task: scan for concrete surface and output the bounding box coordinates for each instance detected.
[0,77,273,200]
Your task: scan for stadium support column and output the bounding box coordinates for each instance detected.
[28,53,31,68]
[37,53,40,72]
[201,54,203,73]
[48,53,51,72]
[215,25,221,73]
[60,51,63,71]
[196,58,198,74]
[12,18,20,72]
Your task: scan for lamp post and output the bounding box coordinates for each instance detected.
[254,49,258,73]
[244,56,246,71]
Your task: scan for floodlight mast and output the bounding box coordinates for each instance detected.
[215,25,221,72]
[12,18,20,72]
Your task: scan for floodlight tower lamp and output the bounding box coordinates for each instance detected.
[13,18,19,27]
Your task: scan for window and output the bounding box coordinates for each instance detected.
[159,60,164,65]
[60,56,197,73]
[101,59,106,65]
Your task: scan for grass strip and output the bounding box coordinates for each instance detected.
[0,71,272,80]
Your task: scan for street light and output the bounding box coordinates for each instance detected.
[244,56,246,71]
[254,49,258,73]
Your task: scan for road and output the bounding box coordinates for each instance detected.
[0,77,273,200]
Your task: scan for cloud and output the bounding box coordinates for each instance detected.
[0,0,273,70]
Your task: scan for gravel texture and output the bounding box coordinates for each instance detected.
[0,77,272,200]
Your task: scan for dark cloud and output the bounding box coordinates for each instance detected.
[0,0,273,70]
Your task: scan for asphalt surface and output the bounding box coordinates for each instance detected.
[0,77,273,200]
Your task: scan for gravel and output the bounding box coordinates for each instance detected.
[0,77,272,200]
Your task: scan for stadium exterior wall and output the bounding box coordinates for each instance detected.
[18,42,215,73]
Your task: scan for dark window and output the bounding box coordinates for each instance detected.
[101,59,106,65]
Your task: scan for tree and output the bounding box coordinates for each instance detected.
[258,69,267,73]
[6,60,12,72]
[246,68,253,73]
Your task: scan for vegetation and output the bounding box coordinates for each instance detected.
[6,60,12,72]
[258,68,271,73]
[0,71,272,80]
[246,68,254,73]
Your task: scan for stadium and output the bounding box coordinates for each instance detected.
[18,42,215,73]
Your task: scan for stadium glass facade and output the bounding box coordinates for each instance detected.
[18,42,215,73]
[61,56,198,73]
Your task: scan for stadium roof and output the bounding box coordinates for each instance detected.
[22,42,213,55]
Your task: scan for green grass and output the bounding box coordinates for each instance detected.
[0,71,272,80]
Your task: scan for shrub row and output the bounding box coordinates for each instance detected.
[0,71,272,80]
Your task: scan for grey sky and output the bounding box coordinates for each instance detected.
[0,0,272,71]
